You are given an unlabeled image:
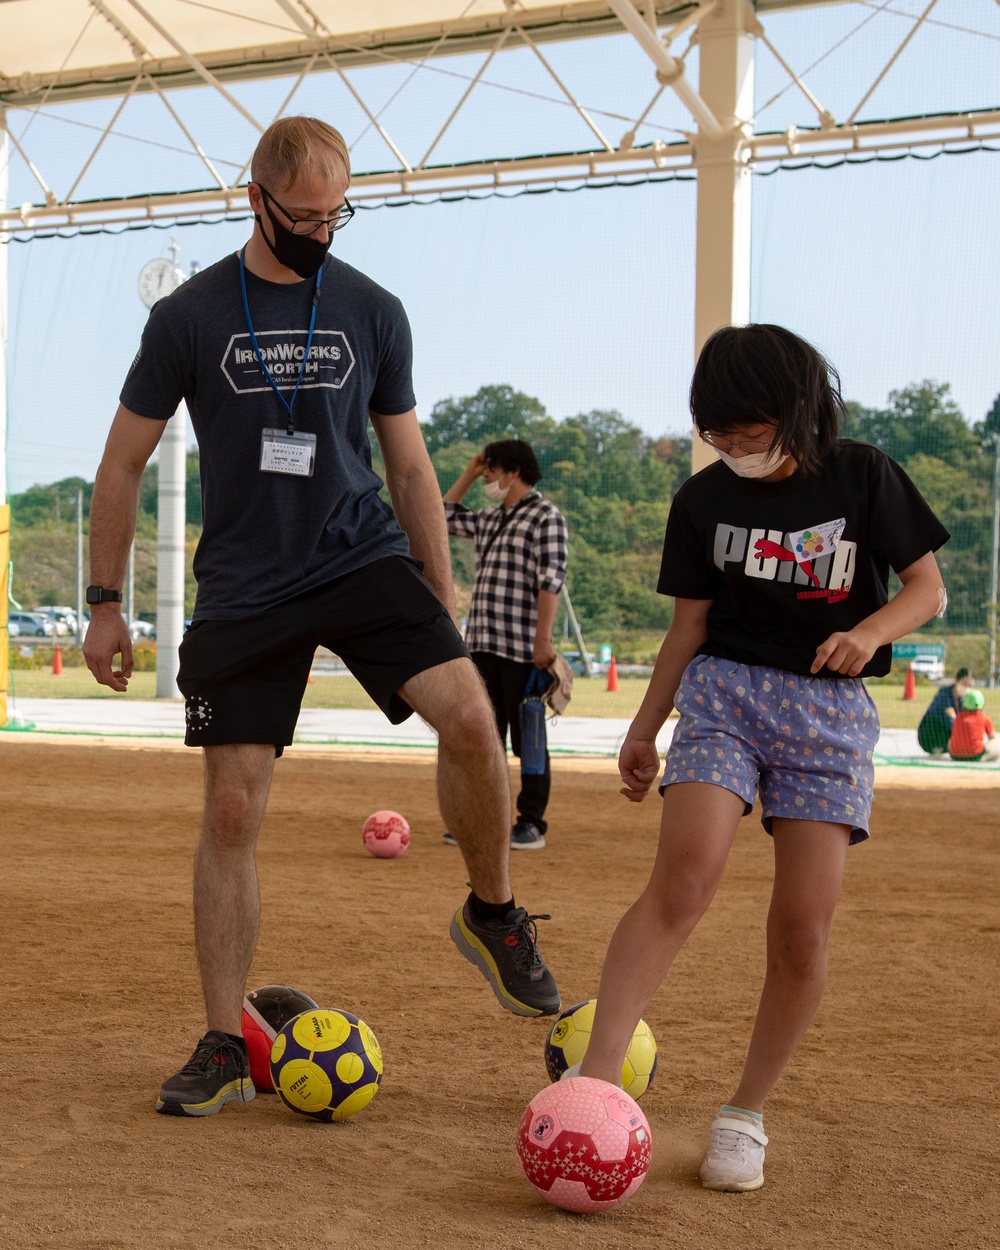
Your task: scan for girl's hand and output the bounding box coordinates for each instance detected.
[619,737,661,802]
[812,626,879,677]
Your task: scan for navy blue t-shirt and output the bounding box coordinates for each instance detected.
[121,252,415,620]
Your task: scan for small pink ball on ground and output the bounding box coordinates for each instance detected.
[516,1077,652,1213]
[362,810,411,858]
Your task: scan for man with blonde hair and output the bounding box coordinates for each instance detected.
[84,116,561,1119]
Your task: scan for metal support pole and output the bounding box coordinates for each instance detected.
[561,584,593,678]
[76,489,84,646]
[0,108,9,726]
[0,108,8,509]
[691,0,755,473]
[126,542,135,635]
[989,435,999,689]
[156,404,187,698]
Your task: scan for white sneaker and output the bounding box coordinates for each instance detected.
[699,1111,768,1192]
[559,1061,626,1089]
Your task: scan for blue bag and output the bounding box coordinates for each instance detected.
[519,668,553,775]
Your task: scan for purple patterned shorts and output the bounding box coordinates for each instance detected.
[660,655,879,844]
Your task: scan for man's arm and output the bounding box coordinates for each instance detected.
[533,507,568,668]
[443,452,486,503]
[83,405,167,691]
[371,408,457,620]
[533,589,559,668]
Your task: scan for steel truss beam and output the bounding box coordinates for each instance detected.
[0,3,850,108]
[0,0,996,239]
[3,105,997,237]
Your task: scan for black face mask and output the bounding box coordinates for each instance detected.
[256,197,331,279]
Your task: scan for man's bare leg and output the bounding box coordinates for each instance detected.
[401,657,511,903]
[195,743,275,1033]
[156,742,274,1115]
[401,657,560,1015]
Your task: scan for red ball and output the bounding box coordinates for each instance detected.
[362,810,411,858]
[517,1077,652,1213]
[241,984,318,1091]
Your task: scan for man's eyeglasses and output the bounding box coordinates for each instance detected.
[700,430,777,455]
[260,186,355,236]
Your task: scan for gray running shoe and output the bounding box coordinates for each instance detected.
[449,896,560,1016]
[155,1031,255,1117]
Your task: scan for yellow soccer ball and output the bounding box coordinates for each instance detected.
[270,1007,383,1122]
[544,999,657,1100]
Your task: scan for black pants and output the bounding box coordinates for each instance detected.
[471,651,551,835]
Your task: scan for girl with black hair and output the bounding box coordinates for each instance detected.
[576,324,949,1191]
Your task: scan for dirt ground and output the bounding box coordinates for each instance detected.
[1,740,997,1250]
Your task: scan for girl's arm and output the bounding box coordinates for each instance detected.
[619,597,712,802]
[812,551,945,677]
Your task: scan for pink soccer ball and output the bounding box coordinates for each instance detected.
[361,810,411,858]
[516,1077,652,1213]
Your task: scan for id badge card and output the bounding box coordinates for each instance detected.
[260,428,317,477]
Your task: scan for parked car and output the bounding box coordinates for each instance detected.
[34,606,77,635]
[9,611,56,637]
[909,655,946,681]
[130,620,156,641]
[8,618,19,638]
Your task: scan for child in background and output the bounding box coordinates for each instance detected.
[948,689,997,761]
[576,324,949,1193]
[917,667,974,754]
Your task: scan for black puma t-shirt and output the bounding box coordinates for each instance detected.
[121,252,415,620]
[658,441,949,678]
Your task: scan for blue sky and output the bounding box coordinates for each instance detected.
[3,0,999,495]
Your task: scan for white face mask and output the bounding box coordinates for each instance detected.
[717,446,792,479]
[483,476,511,503]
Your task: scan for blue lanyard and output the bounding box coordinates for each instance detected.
[239,245,322,434]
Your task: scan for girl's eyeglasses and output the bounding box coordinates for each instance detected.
[700,431,776,455]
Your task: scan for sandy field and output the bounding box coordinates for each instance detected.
[1,740,997,1250]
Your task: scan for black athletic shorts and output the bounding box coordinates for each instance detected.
[177,556,467,753]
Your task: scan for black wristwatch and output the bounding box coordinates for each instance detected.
[86,585,123,605]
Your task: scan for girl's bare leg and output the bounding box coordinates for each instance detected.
[581,782,746,1083]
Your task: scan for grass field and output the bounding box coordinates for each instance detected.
[7,665,998,731]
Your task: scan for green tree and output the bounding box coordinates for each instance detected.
[841,381,979,471]
[421,385,552,455]
[9,477,92,528]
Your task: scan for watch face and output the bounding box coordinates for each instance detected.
[138,258,185,308]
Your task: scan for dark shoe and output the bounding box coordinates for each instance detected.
[441,831,459,846]
[449,896,561,1016]
[155,1031,255,1117]
[511,819,546,850]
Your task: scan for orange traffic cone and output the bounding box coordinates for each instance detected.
[52,644,63,676]
[902,663,916,701]
[606,655,619,693]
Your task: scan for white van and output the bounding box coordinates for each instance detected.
[909,654,946,681]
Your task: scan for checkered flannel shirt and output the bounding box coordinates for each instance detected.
[444,491,569,663]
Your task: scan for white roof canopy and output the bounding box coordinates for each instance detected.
[0,1,996,235]
[0,2,836,104]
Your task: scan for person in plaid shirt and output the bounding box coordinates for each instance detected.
[444,439,569,850]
